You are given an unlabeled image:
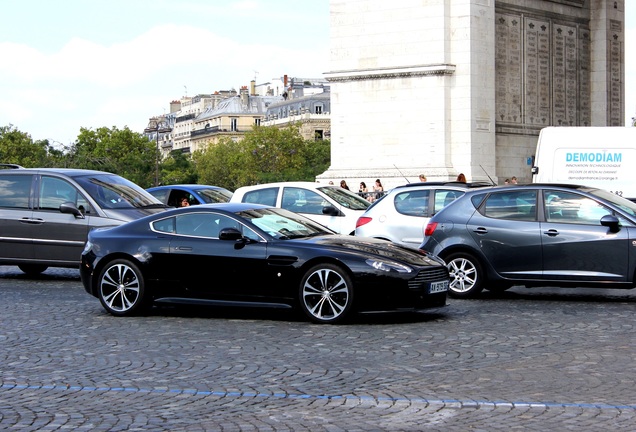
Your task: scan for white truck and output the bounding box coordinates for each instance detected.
[531,126,636,201]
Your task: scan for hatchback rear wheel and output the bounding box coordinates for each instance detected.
[445,252,484,298]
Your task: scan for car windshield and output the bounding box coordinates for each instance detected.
[74,174,164,209]
[198,188,233,203]
[318,186,371,210]
[588,188,636,217]
[237,207,334,239]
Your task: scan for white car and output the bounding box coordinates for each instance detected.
[230,181,371,234]
[355,181,491,248]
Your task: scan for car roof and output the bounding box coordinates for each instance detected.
[0,166,115,177]
[234,181,330,191]
[148,184,228,191]
[390,181,494,190]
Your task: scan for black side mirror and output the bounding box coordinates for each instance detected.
[322,206,340,216]
[219,227,243,240]
[600,214,620,233]
[60,202,85,219]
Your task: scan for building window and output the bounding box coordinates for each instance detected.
[254,118,261,126]
[230,118,238,132]
[315,104,323,114]
[315,130,324,141]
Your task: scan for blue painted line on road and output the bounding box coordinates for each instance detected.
[1,383,635,411]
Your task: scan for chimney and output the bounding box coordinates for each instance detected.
[250,80,256,96]
[240,86,249,106]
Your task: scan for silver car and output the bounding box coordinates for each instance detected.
[355,182,491,248]
[0,165,168,274]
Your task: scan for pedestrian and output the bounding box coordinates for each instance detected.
[340,180,350,190]
[511,176,518,184]
[419,174,427,182]
[373,178,384,200]
[504,178,510,185]
[456,173,466,183]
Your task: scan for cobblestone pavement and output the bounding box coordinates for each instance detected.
[1,266,635,431]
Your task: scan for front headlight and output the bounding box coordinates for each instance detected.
[365,259,412,273]
[82,241,93,254]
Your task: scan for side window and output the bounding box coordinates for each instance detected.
[434,189,463,214]
[172,213,246,238]
[288,188,326,215]
[483,190,537,221]
[242,188,278,206]
[153,216,175,233]
[39,176,83,211]
[0,174,32,209]
[544,191,612,224]
[149,189,169,205]
[394,190,429,216]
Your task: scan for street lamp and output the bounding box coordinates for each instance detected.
[144,117,172,187]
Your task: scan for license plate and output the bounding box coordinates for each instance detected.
[429,280,449,294]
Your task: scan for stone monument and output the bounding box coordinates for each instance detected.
[320,0,624,187]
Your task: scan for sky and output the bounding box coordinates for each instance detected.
[0,1,634,147]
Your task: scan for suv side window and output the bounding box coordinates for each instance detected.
[0,174,32,209]
[483,190,537,221]
[39,176,89,212]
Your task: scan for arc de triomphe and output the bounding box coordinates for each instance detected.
[319,0,624,187]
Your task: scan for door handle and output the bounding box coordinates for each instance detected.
[473,227,488,234]
[174,246,192,251]
[544,229,559,237]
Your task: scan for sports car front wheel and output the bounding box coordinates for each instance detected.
[97,259,147,316]
[299,264,353,324]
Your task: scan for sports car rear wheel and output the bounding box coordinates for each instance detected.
[445,252,484,298]
[97,259,147,316]
[299,263,353,324]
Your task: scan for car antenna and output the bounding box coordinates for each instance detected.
[479,164,496,185]
[394,164,410,183]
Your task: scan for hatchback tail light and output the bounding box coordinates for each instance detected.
[424,222,438,237]
[356,216,372,228]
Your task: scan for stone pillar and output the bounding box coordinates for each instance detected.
[589,0,625,126]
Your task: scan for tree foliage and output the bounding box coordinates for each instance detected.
[193,125,331,191]
[0,125,55,167]
[1,123,330,191]
[69,126,157,187]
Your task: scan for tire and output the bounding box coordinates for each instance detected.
[299,263,353,324]
[18,264,48,275]
[444,252,484,298]
[485,283,512,293]
[97,259,147,316]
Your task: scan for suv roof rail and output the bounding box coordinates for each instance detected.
[0,163,24,169]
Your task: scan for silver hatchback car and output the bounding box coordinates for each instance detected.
[355,182,491,248]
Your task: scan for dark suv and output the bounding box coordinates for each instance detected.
[0,165,168,274]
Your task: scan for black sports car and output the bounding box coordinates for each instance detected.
[81,203,449,324]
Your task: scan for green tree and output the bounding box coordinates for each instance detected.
[0,125,51,167]
[192,125,330,191]
[161,150,198,185]
[69,126,157,187]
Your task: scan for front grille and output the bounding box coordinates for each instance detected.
[408,267,449,290]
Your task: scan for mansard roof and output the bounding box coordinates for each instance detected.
[197,94,283,121]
